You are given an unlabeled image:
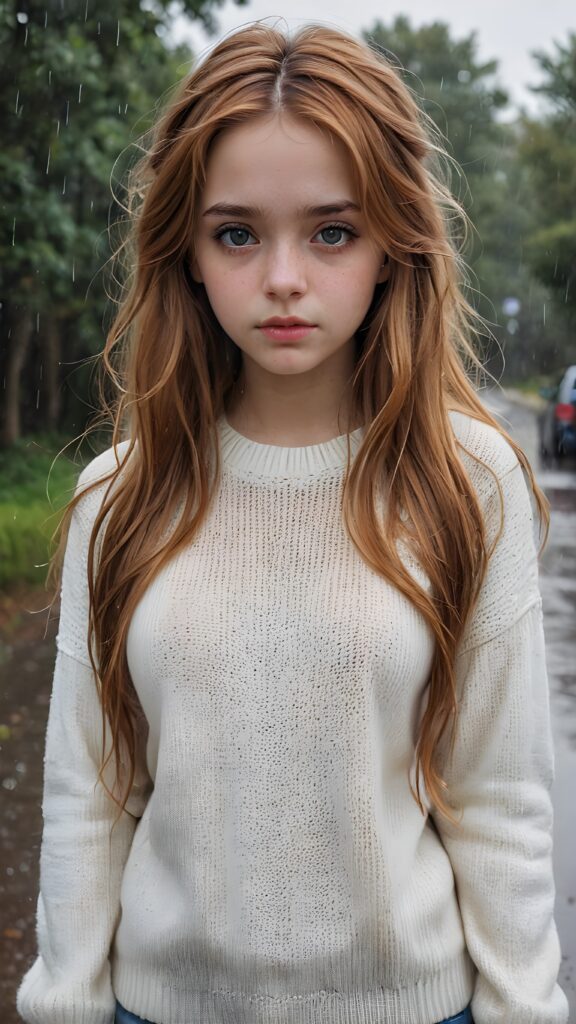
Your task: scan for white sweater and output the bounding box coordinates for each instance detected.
[17,411,568,1024]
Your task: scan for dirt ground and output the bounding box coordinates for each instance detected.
[0,587,58,1021]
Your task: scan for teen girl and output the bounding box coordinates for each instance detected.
[17,21,568,1024]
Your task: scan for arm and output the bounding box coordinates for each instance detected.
[17,464,153,1024]
[431,457,569,1024]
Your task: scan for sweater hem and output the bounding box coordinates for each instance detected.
[112,952,477,1024]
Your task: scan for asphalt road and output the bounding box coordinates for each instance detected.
[1,392,575,1022]
[484,387,576,1020]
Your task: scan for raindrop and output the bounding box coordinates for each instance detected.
[97,20,101,35]
[36,390,40,410]
[12,218,16,246]
[72,259,75,282]
[78,82,83,103]
[65,99,70,125]
[19,862,30,873]
[2,778,17,791]
[457,69,471,84]
[14,89,19,113]
[15,762,26,774]
[440,76,444,91]
[48,69,52,85]
[46,146,51,173]
[44,10,48,28]
[116,19,120,46]
[39,362,43,380]
[84,0,89,20]
[56,118,60,136]
[62,175,66,195]
[543,303,546,326]
[16,11,28,23]
[24,24,28,45]
[124,103,128,114]
[90,200,94,212]
[6,867,15,876]
[36,312,40,333]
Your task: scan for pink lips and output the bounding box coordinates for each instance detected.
[259,325,316,341]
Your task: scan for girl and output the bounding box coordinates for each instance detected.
[17,21,568,1024]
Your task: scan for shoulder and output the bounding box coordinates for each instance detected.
[448,409,520,485]
[447,409,536,548]
[72,439,134,527]
[76,439,133,490]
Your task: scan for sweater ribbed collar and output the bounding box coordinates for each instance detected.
[217,415,365,478]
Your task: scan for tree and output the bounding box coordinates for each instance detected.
[0,0,247,446]
[518,34,576,320]
[362,16,571,379]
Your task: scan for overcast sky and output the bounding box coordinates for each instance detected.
[171,0,575,119]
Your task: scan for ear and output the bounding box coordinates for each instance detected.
[377,256,391,285]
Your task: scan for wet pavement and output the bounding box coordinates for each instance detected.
[486,389,576,1020]
[1,391,575,1022]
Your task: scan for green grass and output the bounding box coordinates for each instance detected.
[506,374,557,396]
[0,436,86,588]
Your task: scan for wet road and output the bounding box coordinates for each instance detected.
[1,392,575,1022]
[485,389,576,1020]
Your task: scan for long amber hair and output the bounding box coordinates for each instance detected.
[53,21,549,827]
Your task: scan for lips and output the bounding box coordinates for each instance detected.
[259,317,315,327]
[259,322,316,341]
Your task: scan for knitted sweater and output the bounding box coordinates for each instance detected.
[17,410,568,1024]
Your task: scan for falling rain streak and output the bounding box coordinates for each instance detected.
[117,20,121,46]
[12,218,16,246]
[15,90,19,113]
[78,83,83,103]
[46,147,51,174]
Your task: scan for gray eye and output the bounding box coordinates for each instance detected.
[221,228,252,246]
[320,227,346,245]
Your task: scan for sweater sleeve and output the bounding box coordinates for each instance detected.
[16,459,153,1024]
[430,453,569,1024]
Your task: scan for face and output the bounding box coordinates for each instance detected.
[191,112,389,394]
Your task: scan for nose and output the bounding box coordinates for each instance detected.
[262,243,307,300]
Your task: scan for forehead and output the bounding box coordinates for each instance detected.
[201,113,358,212]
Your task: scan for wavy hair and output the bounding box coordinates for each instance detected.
[52,21,549,827]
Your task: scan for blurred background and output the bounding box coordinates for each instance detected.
[1,1,575,1021]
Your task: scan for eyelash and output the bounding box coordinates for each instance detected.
[212,221,358,253]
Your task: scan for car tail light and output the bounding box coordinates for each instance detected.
[555,403,575,423]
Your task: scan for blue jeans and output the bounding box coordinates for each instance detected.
[114,998,473,1023]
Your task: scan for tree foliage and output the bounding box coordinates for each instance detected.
[518,34,576,316]
[0,0,244,444]
[363,16,574,379]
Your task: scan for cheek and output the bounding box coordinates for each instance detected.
[329,266,378,314]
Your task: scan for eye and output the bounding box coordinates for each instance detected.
[314,223,357,247]
[214,226,257,248]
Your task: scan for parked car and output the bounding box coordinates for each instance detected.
[538,365,576,460]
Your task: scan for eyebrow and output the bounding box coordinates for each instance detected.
[201,200,362,218]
